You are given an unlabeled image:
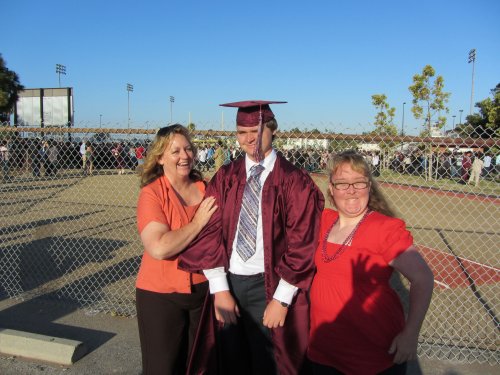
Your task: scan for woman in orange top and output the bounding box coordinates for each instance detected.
[136,124,217,375]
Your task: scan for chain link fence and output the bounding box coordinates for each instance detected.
[0,124,499,364]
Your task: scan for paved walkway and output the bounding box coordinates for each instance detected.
[0,298,498,375]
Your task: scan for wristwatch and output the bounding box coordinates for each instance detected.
[275,299,290,308]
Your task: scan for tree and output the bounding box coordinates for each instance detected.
[370,94,398,170]
[371,94,397,135]
[0,54,24,124]
[409,65,450,180]
[187,122,196,133]
[408,65,450,135]
[458,83,500,138]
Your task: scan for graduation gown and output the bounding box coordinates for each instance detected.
[179,154,324,375]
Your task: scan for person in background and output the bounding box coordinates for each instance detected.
[468,152,484,186]
[482,152,492,179]
[136,124,217,374]
[308,150,434,375]
[0,141,10,182]
[371,152,380,177]
[461,151,472,184]
[206,144,215,170]
[213,141,225,172]
[136,143,146,168]
[80,140,87,171]
[46,141,59,176]
[85,143,94,175]
[112,143,126,175]
[197,144,208,172]
[179,100,324,374]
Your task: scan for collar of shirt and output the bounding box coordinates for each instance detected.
[244,149,277,182]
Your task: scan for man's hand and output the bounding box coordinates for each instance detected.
[213,290,240,324]
[263,299,288,328]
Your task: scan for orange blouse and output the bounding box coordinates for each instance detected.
[136,175,207,293]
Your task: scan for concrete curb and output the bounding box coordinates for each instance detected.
[0,329,87,366]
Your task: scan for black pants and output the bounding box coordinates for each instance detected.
[136,282,208,375]
[218,273,277,375]
[311,360,407,375]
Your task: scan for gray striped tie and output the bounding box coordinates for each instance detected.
[236,164,265,261]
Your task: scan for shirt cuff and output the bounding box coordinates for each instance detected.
[203,268,229,294]
[272,278,298,305]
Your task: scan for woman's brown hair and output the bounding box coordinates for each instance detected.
[139,124,202,187]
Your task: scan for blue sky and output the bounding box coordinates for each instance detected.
[3,0,499,134]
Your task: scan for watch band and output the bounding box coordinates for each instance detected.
[274,299,290,308]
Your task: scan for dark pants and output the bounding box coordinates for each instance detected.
[136,282,208,375]
[311,360,407,375]
[219,273,277,375]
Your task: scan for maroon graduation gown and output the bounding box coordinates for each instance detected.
[179,154,325,375]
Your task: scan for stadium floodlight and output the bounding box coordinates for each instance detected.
[127,83,134,129]
[170,96,175,124]
[468,49,476,116]
[56,64,66,87]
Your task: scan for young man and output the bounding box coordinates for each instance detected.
[179,100,324,374]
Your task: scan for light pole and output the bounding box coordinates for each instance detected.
[401,102,406,136]
[459,109,464,127]
[452,115,456,131]
[56,64,66,87]
[170,96,175,124]
[468,48,476,116]
[99,114,102,129]
[127,83,134,129]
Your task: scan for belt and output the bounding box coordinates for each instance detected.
[228,272,265,280]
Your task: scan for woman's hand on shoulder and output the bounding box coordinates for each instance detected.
[192,196,218,230]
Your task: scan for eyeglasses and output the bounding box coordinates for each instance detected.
[331,181,370,190]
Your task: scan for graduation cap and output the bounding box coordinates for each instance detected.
[220,100,287,161]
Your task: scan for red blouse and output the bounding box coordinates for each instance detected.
[308,209,413,374]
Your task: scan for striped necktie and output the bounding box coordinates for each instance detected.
[236,164,265,261]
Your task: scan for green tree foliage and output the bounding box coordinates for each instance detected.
[0,54,24,123]
[370,94,398,164]
[458,83,500,138]
[408,65,450,135]
[371,94,397,135]
[187,122,196,132]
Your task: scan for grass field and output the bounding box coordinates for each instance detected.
[0,168,499,362]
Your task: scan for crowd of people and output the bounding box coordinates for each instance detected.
[0,132,497,187]
[135,101,435,375]
[0,137,151,180]
[383,149,496,186]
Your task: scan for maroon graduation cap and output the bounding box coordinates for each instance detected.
[220,100,287,161]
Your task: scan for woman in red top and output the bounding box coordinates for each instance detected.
[136,124,217,375]
[308,151,434,375]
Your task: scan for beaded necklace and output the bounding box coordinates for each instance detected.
[321,209,372,263]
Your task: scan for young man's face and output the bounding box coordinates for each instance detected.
[236,125,275,162]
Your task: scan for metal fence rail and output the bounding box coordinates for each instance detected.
[0,125,499,364]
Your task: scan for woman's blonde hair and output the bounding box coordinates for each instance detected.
[327,150,395,217]
[139,124,202,187]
